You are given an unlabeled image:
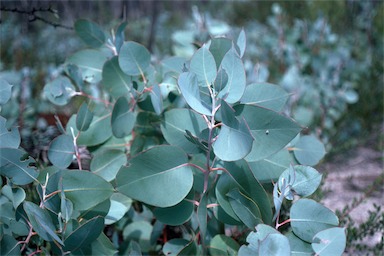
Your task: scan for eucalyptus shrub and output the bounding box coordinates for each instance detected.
[0,20,346,255]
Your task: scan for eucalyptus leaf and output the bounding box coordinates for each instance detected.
[66,49,108,83]
[116,146,193,207]
[235,104,302,161]
[115,21,128,53]
[1,185,26,209]
[290,199,339,242]
[0,234,21,256]
[105,193,132,225]
[178,72,212,116]
[286,231,313,256]
[62,170,114,212]
[197,192,208,243]
[23,201,64,245]
[0,148,38,185]
[218,47,246,103]
[161,108,207,154]
[209,37,232,69]
[102,56,132,98]
[119,41,151,76]
[48,134,75,169]
[123,221,153,252]
[236,28,246,58]
[312,227,346,256]
[64,216,104,252]
[76,102,94,131]
[209,234,240,256]
[0,116,20,148]
[190,45,217,87]
[163,239,189,256]
[44,76,76,106]
[90,149,126,182]
[149,84,163,115]
[240,83,289,112]
[0,78,13,105]
[293,135,326,166]
[111,96,136,138]
[74,19,106,48]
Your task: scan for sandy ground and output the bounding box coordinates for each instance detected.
[319,131,383,254]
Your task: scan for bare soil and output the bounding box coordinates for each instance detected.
[319,126,383,254]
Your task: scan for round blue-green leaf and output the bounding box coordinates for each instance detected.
[116,145,193,207]
[218,47,246,103]
[209,37,232,69]
[66,49,108,83]
[76,102,93,131]
[293,135,326,166]
[240,83,289,112]
[44,76,76,106]
[258,233,291,256]
[286,231,313,256]
[0,116,20,148]
[161,108,207,154]
[0,148,38,185]
[90,149,126,182]
[123,221,153,252]
[48,135,75,169]
[161,56,187,74]
[111,96,136,138]
[62,171,114,212]
[153,189,194,225]
[102,56,132,98]
[66,114,112,147]
[0,79,13,105]
[190,45,217,87]
[163,239,190,256]
[1,185,25,209]
[64,216,104,251]
[209,234,240,256]
[23,201,64,245]
[74,19,106,48]
[119,41,150,76]
[312,227,346,256]
[279,165,322,198]
[0,234,20,256]
[178,72,212,116]
[290,199,339,243]
[105,193,132,225]
[235,104,302,162]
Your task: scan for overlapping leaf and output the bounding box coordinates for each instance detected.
[74,19,106,48]
[119,41,150,76]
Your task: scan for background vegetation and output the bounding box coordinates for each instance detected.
[0,0,383,255]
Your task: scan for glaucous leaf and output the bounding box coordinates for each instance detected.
[214,69,228,93]
[44,76,76,106]
[66,114,112,147]
[236,28,246,58]
[62,170,114,212]
[153,189,194,226]
[123,221,153,252]
[0,148,38,185]
[163,239,190,256]
[290,199,339,242]
[161,56,187,74]
[209,234,240,256]
[149,84,163,115]
[116,145,193,207]
[278,165,322,198]
[102,56,132,99]
[312,227,346,256]
[218,47,246,103]
[235,104,302,161]
[90,149,126,182]
[238,224,281,255]
[76,102,94,131]
[293,135,326,166]
[115,21,128,53]
[1,185,25,209]
[74,19,106,48]
[23,201,64,245]
[63,216,104,252]
[0,78,13,105]
[111,96,136,138]
[0,234,20,256]
[190,45,217,87]
[178,72,212,116]
[247,148,291,182]
[215,160,272,224]
[197,193,208,243]
[161,108,207,154]
[285,231,313,256]
[91,233,119,256]
[240,83,289,112]
[105,193,132,225]
[209,37,232,69]
[66,49,108,83]
[227,188,262,230]
[258,233,291,256]
[0,116,20,148]
[48,134,75,169]
[119,41,151,76]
